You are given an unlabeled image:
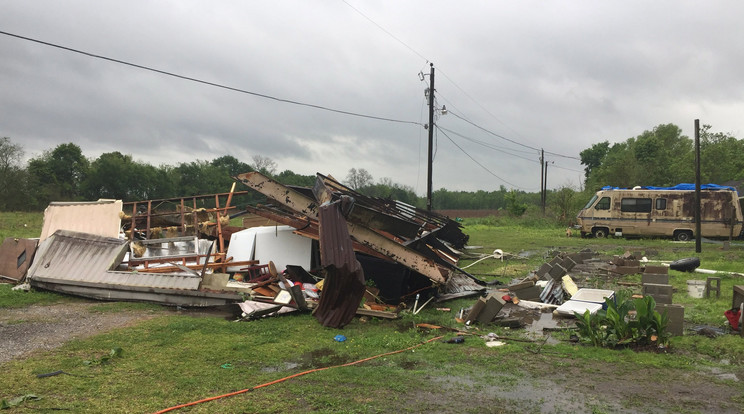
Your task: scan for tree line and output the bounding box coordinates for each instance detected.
[0,138,540,215]
[580,123,744,190]
[3,123,740,220]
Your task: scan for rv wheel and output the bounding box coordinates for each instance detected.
[674,230,693,242]
[592,227,609,238]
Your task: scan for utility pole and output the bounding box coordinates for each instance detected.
[540,149,545,214]
[426,63,435,211]
[543,160,548,212]
[694,119,701,253]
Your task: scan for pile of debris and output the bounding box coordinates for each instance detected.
[2,172,487,328]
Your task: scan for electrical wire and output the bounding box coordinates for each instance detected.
[437,126,541,163]
[341,0,428,64]
[435,126,528,190]
[339,3,582,164]
[153,335,444,413]
[0,30,423,128]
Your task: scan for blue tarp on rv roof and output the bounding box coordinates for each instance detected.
[601,183,737,192]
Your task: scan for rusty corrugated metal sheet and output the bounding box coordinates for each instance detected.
[314,200,365,328]
[27,230,208,296]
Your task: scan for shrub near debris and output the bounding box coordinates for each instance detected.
[575,290,671,349]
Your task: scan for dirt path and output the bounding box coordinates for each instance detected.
[0,302,158,364]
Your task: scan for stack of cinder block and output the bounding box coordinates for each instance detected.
[507,280,541,301]
[612,251,642,275]
[535,250,592,282]
[465,292,507,324]
[641,265,684,336]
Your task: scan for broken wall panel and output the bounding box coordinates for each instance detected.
[39,200,123,242]
[26,230,241,307]
[0,238,38,283]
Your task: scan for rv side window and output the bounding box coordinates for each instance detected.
[621,198,652,213]
[595,197,610,210]
[655,198,667,210]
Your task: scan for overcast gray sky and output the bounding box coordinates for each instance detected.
[2,1,743,195]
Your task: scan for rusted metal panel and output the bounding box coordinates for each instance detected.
[235,172,319,219]
[314,200,365,328]
[0,238,38,283]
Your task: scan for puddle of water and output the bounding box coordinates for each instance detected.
[260,361,300,373]
[494,304,574,345]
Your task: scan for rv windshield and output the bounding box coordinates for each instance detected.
[583,195,598,209]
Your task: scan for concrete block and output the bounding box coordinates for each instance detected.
[656,304,684,336]
[536,263,553,278]
[523,273,540,283]
[614,266,641,275]
[705,277,721,298]
[561,256,577,272]
[643,283,673,305]
[476,294,507,323]
[549,264,567,280]
[568,253,584,264]
[644,265,668,275]
[508,280,535,291]
[512,285,541,301]
[549,256,563,266]
[578,250,594,261]
[465,297,487,324]
[642,273,669,285]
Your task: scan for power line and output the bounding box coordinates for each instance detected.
[341,1,429,63]
[435,126,529,191]
[435,68,536,146]
[339,4,583,164]
[437,126,539,163]
[0,30,423,128]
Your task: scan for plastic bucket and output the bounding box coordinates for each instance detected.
[687,280,706,298]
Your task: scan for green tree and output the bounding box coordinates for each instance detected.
[172,160,234,197]
[211,155,253,177]
[579,141,610,182]
[548,185,578,224]
[699,125,744,183]
[274,170,316,187]
[27,142,89,204]
[0,137,35,210]
[361,177,420,206]
[504,189,527,216]
[583,124,694,190]
[82,152,173,201]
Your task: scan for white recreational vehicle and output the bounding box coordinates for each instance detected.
[576,184,743,240]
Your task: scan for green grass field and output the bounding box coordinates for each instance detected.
[1,211,743,413]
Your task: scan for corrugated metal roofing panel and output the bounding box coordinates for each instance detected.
[27,230,201,291]
[39,200,122,242]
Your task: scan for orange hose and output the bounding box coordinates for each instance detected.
[153,335,444,413]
